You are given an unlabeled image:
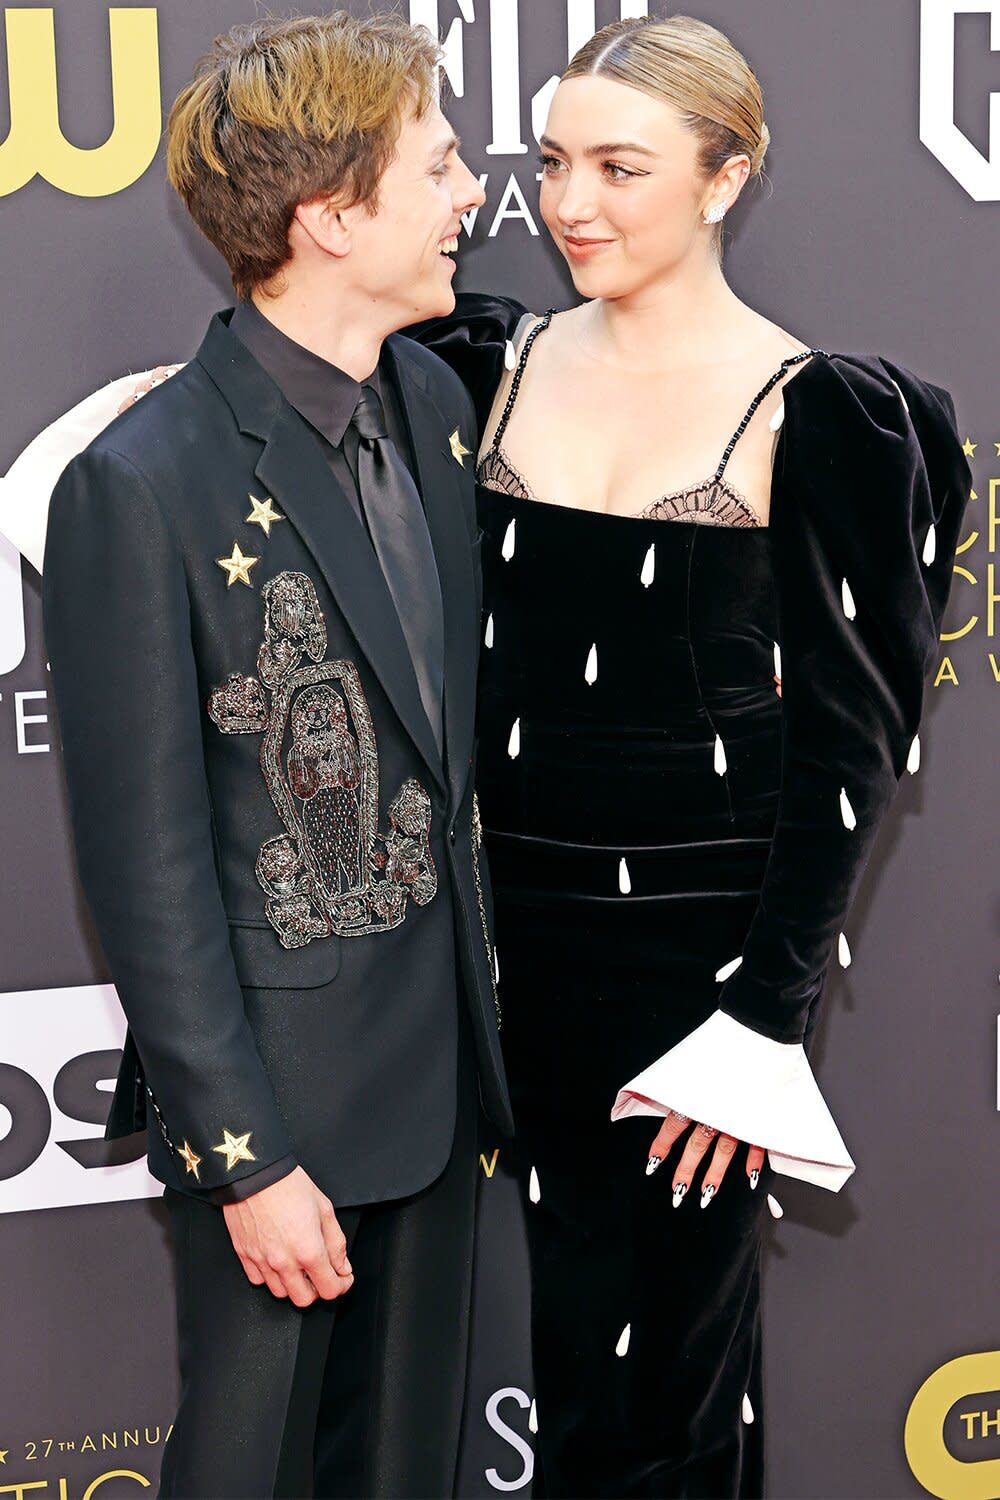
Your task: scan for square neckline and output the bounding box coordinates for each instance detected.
[477,310,827,530]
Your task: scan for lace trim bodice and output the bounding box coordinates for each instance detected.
[476,311,823,527]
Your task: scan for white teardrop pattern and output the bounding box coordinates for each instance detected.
[507,718,521,759]
[502,517,516,561]
[713,733,727,776]
[839,786,857,831]
[715,955,743,983]
[484,613,495,649]
[773,642,782,680]
[922,523,936,566]
[838,931,852,969]
[768,402,785,433]
[529,1166,541,1204]
[767,1194,784,1220]
[907,734,921,774]
[742,1393,755,1425]
[528,1399,539,1435]
[504,338,518,371]
[618,858,632,895]
[841,578,857,620]
[615,1323,631,1358]
[640,543,656,588]
[585,643,598,685]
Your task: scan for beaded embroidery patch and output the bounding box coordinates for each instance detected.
[208,571,437,949]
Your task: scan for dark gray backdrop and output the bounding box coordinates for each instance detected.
[1,3,996,1497]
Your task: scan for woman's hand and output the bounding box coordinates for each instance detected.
[116,364,183,414]
[646,1110,765,1206]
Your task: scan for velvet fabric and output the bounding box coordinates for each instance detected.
[405,295,968,1496]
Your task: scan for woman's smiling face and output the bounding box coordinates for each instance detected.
[538,74,720,300]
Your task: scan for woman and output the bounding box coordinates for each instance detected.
[406,15,968,1497]
[6,15,967,1496]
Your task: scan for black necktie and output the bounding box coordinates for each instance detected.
[350,385,445,759]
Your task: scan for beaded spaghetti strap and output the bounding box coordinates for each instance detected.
[489,309,556,451]
[714,349,826,481]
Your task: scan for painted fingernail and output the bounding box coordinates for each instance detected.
[700,1184,716,1209]
[672,1181,688,1207]
[646,1155,662,1177]
[750,1168,760,1190]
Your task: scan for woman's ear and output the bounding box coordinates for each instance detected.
[700,154,751,221]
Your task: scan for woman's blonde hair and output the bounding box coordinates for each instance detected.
[166,13,441,299]
[562,15,769,185]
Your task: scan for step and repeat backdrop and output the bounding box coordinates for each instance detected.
[1,2,999,1496]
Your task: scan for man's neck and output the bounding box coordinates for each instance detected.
[250,289,384,383]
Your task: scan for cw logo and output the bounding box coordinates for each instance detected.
[0,7,161,198]
[921,0,1000,199]
[905,1351,1000,1498]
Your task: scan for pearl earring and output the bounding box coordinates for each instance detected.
[703,202,727,225]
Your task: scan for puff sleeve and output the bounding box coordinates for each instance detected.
[404,292,529,444]
[612,355,970,1190]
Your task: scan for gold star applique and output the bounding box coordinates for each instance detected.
[178,1140,202,1181]
[0,1450,7,1465]
[449,428,471,467]
[962,437,977,459]
[212,1129,257,1172]
[994,443,1000,458]
[245,494,285,536]
[216,542,259,588]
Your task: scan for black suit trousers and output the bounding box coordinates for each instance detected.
[158,1020,479,1500]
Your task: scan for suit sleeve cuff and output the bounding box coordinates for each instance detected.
[610,1011,855,1192]
[208,1155,298,1205]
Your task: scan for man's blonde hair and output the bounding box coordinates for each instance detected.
[167,12,442,299]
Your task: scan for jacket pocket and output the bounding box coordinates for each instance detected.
[227,919,342,990]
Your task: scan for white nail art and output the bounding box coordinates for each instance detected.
[585,643,598,685]
[618,857,632,894]
[838,931,852,968]
[907,734,921,774]
[839,787,857,830]
[645,1155,662,1177]
[672,1182,688,1208]
[502,517,516,561]
[841,578,857,620]
[773,642,782,679]
[529,1166,541,1204]
[484,613,494,648]
[715,955,743,982]
[742,1393,755,1424]
[640,543,655,588]
[767,1193,783,1219]
[713,733,727,776]
[700,1184,716,1209]
[615,1323,631,1357]
[507,718,520,758]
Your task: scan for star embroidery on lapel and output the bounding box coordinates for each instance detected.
[212,1129,257,1172]
[217,542,259,588]
[178,1140,202,1180]
[449,428,471,467]
[246,494,285,536]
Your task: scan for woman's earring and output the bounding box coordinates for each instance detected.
[703,202,727,225]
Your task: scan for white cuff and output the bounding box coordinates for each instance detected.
[611,1010,855,1192]
[0,369,175,573]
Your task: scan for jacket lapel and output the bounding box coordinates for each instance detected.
[384,335,479,807]
[196,314,446,797]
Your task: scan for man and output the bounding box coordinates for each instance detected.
[42,13,510,1497]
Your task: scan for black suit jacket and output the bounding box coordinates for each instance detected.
[43,311,512,1205]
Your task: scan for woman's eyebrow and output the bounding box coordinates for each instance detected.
[540,135,658,158]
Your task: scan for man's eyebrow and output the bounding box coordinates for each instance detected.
[540,135,658,159]
[430,132,461,161]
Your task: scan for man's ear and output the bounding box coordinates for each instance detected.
[293,197,353,261]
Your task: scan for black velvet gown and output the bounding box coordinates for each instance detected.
[408,296,968,1498]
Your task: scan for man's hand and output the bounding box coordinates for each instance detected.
[223,1165,354,1308]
